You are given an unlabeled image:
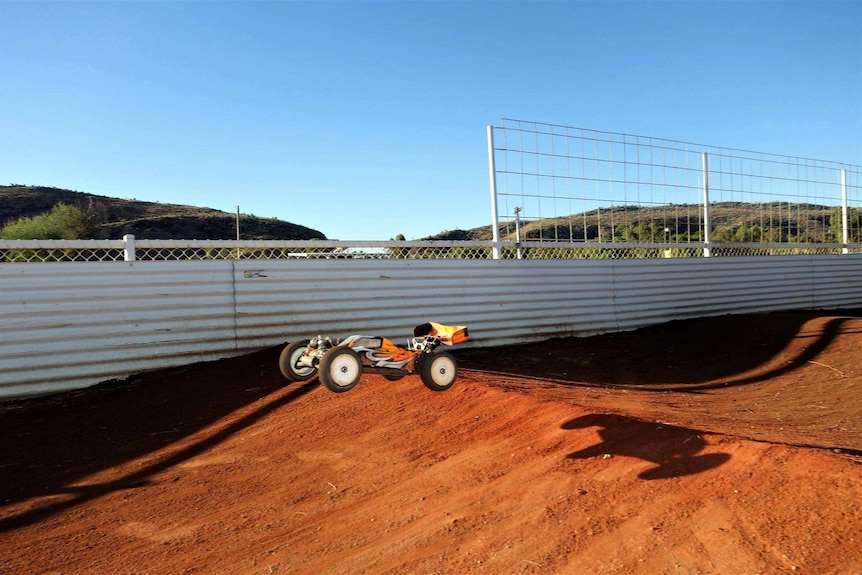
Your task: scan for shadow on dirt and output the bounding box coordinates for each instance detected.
[459,310,862,390]
[0,345,311,532]
[562,413,731,480]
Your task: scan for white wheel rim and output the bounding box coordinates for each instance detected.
[330,354,360,387]
[430,356,456,386]
[291,348,315,377]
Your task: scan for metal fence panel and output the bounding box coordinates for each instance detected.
[1,256,860,399]
[232,259,618,350]
[611,258,818,331]
[0,261,236,398]
[810,257,862,309]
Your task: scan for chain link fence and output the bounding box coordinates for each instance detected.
[3,237,859,263]
[0,239,499,263]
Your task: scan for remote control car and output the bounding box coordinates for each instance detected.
[279,322,469,393]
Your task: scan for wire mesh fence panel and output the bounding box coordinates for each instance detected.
[494,120,706,244]
[706,149,847,244]
[490,119,860,257]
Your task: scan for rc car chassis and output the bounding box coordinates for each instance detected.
[279,322,469,393]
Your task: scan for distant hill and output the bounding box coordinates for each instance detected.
[424,202,842,243]
[0,186,327,240]
[2,186,849,244]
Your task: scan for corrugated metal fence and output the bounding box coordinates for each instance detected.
[2,255,861,399]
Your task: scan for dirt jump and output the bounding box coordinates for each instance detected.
[2,310,860,574]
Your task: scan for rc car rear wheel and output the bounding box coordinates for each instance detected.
[279,340,317,382]
[419,350,457,391]
[319,347,363,392]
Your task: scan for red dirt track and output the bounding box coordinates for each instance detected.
[2,310,861,574]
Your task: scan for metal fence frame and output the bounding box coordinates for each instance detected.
[1,123,859,262]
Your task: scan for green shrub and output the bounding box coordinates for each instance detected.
[0,203,97,239]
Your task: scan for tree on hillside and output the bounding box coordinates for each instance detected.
[831,206,861,243]
[619,222,669,243]
[0,203,99,239]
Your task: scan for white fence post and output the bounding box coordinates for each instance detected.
[123,234,136,262]
[841,168,849,255]
[487,125,502,260]
[702,152,712,258]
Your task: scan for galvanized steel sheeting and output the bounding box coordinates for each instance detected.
[1,261,237,398]
[2,256,861,399]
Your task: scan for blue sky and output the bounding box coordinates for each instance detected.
[1,1,860,240]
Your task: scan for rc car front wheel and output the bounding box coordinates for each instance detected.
[319,347,363,392]
[419,350,457,391]
[279,340,317,382]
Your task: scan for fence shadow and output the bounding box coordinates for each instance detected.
[0,345,312,532]
[562,413,731,480]
[459,310,861,390]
